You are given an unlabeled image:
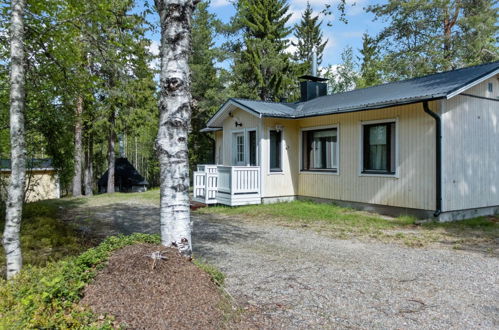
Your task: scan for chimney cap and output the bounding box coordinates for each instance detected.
[299,75,328,82]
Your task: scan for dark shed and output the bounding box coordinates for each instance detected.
[98,157,148,193]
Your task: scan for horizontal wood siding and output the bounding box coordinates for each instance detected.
[442,76,499,211]
[297,102,438,210]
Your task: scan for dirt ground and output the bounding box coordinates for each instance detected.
[67,202,499,329]
[80,244,224,329]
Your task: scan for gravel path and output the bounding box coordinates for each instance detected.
[69,203,499,329]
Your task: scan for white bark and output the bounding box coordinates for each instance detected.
[107,112,116,193]
[3,0,26,279]
[72,96,83,197]
[155,0,195,256]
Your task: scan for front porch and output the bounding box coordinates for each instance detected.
[193,165,261,206]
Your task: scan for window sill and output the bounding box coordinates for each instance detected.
[300,170,339,175]
[359,171,398,178]
[268,170,284,175]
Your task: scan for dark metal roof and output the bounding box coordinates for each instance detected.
[208,61,499,123]
[0,158,54,170]
[98,157,148,187]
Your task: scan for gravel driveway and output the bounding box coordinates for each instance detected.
[69,203,499,329]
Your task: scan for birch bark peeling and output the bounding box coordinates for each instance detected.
[155,0,196,256]
[3,0,26,279]
[72,96,83,197]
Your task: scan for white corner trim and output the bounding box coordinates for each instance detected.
[446,68,499,99]
[358,118,400,179]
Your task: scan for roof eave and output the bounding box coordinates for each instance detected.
[446,67,499,99]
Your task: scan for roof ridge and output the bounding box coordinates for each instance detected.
[231,97,292,106]
[305,60,499,101]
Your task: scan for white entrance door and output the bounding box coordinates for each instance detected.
[233,132,245,165]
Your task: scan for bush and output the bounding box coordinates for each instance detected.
[0,234,161,329]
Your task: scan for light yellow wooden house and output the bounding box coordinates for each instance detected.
[0,159,60,203]
[193,61,499,221]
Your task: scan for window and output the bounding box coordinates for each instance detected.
[362,122,396,174]
[248,130,257,166]
[302,128,338,171]
[488,82,493,93]
[235,134,244,164]
[269,130,282,172]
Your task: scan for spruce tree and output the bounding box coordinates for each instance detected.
[356,33,382,88]
[233,0,293,101]
[189,1,226,172]
[292,2,328,72]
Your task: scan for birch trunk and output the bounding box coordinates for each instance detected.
[107,112,116,193]
[84,134,93,196]
[72,96,83,197]
[3,0,26,279]
[154,0,195,256]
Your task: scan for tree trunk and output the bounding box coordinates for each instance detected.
[72,96,83,197]
[155,0,195,256]
[3,0,26,280]
[107,112,116,193]
[84,134,93,196]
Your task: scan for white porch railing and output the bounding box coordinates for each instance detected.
[193,165,261,206]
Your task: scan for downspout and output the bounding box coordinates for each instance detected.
[423,101,442,217]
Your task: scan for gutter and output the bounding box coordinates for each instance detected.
[423,101,442,217]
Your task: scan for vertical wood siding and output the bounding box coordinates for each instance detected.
[296,102,438,210]
[214,131,223,164]
[261,118,299,197]
[442,76,499,211]
[221,108,261,166]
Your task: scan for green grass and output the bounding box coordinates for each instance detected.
[198,200,415,231]
[196,200,498,250]
[0,199,89,277]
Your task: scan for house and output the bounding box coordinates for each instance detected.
[0,158,60,202]
[98,157,148,193]
[193,61,499,221]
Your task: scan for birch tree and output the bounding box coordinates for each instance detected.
[3,0,26,279]
[154,0,196,256]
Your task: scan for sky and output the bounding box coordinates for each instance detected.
[141,0,387,69]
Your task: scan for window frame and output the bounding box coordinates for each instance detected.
[299,124,340,175]
[269,129,283,173]
[359,119,399,178]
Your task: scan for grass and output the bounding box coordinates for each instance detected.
[196,200,498,251]
[0,199,89,278]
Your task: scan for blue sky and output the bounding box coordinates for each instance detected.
[142,0,387,68]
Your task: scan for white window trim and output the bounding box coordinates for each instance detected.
[358,118,399,178]
[230,128,259,166]
[299,124,340,176]
[268,127,284,174]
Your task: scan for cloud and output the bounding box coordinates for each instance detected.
[147,40,160,71]
[211,0,230,8]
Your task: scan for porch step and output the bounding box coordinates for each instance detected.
[190,200,207,211]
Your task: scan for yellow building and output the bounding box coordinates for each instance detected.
[0,159,60,203]
[193,61,499,221]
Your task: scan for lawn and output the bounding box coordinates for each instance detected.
[196,200,498,252]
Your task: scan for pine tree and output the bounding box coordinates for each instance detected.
[356,33,382,88]
[367,0,499,80]
[292,2,328,72]
[233,0,293,101]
